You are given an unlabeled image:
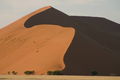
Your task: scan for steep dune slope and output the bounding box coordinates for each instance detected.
[0,6,75,74]
[72,16,120,54]
[63,16,120,75]
[0,6,120,75]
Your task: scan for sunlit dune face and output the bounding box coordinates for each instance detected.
[0,24,75,74]
[0,6,76,74]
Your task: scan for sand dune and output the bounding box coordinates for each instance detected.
[0,6,75,74]
[0,6,120,75]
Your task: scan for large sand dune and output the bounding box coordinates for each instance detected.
[0,6,120,75]
[0,6,75,74]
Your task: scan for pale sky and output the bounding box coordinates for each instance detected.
[0,0,120,28]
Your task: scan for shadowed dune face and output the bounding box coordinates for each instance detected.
[63,17,120,75]
[24,8,75,28]
[24,7,120,75]
[0,6,120,75]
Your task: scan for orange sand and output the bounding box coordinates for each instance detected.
[0,6,75,74]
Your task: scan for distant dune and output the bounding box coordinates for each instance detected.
[0,6,120,75]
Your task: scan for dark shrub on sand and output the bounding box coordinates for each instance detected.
[24,70,35,75]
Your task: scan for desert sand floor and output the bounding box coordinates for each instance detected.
[0,75,120,80]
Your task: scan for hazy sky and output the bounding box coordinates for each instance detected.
[0,0,120,28]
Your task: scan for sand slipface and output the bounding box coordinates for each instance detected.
[0,6,75,75]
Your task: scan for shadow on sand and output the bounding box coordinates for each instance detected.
[24,7,120,76]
